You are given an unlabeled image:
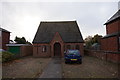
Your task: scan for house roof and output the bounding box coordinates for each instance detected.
[102,32,120,39]
[33,21,84,43]
[0,27,10,33]
[105,9,120,25]
[6,44,30,46]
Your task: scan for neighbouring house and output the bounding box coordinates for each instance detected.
[32,21,84,57]
[101,9,120,52]
[0,27,10,50]
[86,9,120,63]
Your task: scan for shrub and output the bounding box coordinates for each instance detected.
[1,51,14,62]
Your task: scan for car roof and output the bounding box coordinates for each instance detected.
[67,49,79,51]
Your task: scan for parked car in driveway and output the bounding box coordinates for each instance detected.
[64,50,82,64]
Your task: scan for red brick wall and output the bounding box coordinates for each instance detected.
[101,36,118,52]
[117,19,120,33]
[2,31,10,50]
[119,35,120,51]
[33,43,84,57]
[33,32,84,57]
[86,50,120,63]
[106,20,119,34]
[33,44,51,57]
[20,45,33,57]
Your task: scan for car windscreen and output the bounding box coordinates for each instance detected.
[67,50,80,55]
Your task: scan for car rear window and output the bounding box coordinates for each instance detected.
[67,50,80,55]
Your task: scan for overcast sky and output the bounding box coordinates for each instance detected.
[0,0,119,42]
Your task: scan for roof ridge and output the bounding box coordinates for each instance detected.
[41,21,76,23]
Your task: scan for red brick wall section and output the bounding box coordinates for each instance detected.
[106,20,119,34]
[107,53,119,63]
[33,43,84,57]
[101,38,107,50]
[107,36,118,51]
[33,44,51,57]
[86,50,106,60]
[33,44,37,57]
[2,31,10,50]
[20,45,33,57]
[86,50,120,63]
[101,36,118,52]
[118,19,120,32]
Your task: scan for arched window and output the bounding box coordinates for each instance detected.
[42,45,47,52]
[76,45,79,50]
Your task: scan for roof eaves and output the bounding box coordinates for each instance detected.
[104,16,120,25]
[0,28,11,33]
[32,42,50,44]
[104,9,120,25]
[102,32,120,39]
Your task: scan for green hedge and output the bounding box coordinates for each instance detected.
[0,51,14,62]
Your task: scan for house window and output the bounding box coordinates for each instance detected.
[76,45,79,50]
[42,45,47,52]
[67,45,71,50]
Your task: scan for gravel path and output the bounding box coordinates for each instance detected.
[62,56,119,78]
[39,58,62,78]
[2,55,119,79]
[2,56,51,78]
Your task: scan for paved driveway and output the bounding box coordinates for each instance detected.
[39,57,62,78]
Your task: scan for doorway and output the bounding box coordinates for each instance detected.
[54,43,61,57]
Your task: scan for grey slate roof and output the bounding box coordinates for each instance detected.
[102,32,120,39]
[105,9,120,24]
[33,21,84,43]
[0,27,10,33]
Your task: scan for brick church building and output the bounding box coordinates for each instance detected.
[32,21,84,57]
[101,9,120,52]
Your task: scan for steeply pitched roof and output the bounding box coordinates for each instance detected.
[105,9,120,25]
[0,27,10,33]
[33,21,84,43]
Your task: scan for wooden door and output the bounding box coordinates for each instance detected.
[54,43,61,57]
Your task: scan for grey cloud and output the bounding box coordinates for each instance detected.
[2,2,118,42]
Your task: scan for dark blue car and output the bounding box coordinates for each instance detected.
[64,50,82,64]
